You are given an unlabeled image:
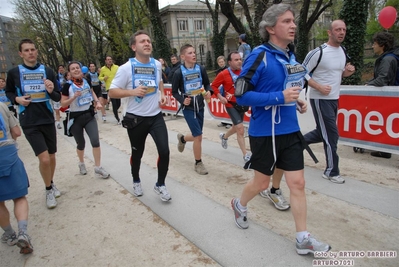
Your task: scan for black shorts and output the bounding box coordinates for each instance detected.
[247,131,304,176]
[22,124,57,156]
[226,106,245,125]
[102,93,108,99]
[92,85,102,98]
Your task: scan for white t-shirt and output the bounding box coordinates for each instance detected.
[303,43,346,100]
[109,58,162,117]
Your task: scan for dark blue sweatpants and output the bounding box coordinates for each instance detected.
[304,99,340,177]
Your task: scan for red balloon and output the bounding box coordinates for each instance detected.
[378,6,397,29]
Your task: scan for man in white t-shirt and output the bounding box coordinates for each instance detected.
[302,20,355,184]
[108,30,171,202]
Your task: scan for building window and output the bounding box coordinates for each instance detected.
[163,22,168,34]
[199,44,205,55]
[178,20,188,31]
[194,20,204,31]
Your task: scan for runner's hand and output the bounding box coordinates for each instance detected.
[134,86,147,97]
[183,95,191,106]
[318,85,331,96]
[43,79,55,93]
[283,86,301,103]
[219,96,228,105]
[16,95,32,106]
[296,99,307,114]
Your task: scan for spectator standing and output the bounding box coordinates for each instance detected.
[238,34,251,61]
[215,56,231,129]
[366,32,398,159]
[159,58,171,84]
[167,54,181,82]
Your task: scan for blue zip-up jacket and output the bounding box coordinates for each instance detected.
[237,44,304,137]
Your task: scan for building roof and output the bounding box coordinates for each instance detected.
[0,15,15,23]
[160,0,212,12]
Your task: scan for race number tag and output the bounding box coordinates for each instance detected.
[186,82,201,96]
[23,84,45,92]
[77,88,93,106]
[134,79,156,95]
[30,92,46,100]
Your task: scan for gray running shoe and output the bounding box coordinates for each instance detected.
[231,198,249,229]
[46,189,57,209]
[133,182,143,197]
[296,234,331,255]
[322,174,345,184]
[177,133,185,153]
[195,162,208,175]
[260,189,290,211]
[219,133,228,149]
[52,183,61,198]
[1,231,18,246]
[79,163,87,175]
[153,185,172,201]
[16,232,33,254]
[95,166,110,179]
[243,152,252,163]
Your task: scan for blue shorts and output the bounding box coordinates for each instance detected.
[182,108,204,137]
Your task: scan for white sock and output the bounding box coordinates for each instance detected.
[296,231,309,243]
[237,199,247,211]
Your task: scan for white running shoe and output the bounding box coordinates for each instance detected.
[219,133,228,149]
[95,166,110,179]
[153,185,171,201]
[46,189,57,209]
[79,163,87,175]
[243,152,252,162]
[133,183,143,197]
[52,183,61,198]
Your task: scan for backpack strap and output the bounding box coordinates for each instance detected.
[234,46,267,97]
[304,45,323,97]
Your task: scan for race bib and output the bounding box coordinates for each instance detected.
[134,79,156,95]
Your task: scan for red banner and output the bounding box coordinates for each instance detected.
[337,86,399,154]
[161,86,179,113]
[162,85,251,124]
[205,95,251,125]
